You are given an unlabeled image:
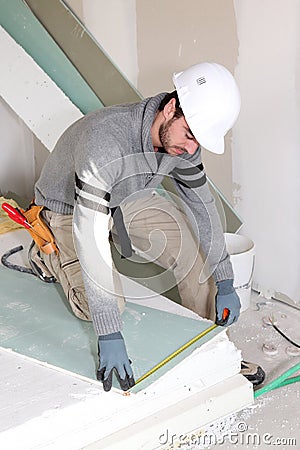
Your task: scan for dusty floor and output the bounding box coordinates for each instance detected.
[0,229,299,449]
[204,293,300,449]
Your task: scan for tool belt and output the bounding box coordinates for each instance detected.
[21,203,58,255]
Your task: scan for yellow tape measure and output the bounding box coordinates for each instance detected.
[133,323,218,387]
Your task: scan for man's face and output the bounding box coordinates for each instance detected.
[158,116,199,156]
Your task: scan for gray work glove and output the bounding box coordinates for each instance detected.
[97,331,135,392]
[215,279,241,326]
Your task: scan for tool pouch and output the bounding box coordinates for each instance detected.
[21,204,58,255]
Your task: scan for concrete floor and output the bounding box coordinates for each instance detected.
[0,229,299,449]
[212,294,300,449]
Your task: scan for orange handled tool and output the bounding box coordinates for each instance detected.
[216,307,230,326]
[222,307,230,321]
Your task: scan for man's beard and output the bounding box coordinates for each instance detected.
[158,118,176,151]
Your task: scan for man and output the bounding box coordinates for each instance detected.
[30,62,264,391]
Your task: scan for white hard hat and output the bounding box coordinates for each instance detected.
[173,62,241,154]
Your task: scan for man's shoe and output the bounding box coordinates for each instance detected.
[240,360,265,386]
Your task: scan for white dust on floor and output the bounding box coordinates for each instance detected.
[208,292,300,449]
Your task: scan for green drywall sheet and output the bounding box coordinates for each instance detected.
[0,0,102,114]
[0,266,221,392]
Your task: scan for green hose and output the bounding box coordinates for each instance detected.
[273,375,300,389]
[254,362,300,398]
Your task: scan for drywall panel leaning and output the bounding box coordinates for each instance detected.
[0,26,82,151]
[0,0,102,114]
[23,0,141,106]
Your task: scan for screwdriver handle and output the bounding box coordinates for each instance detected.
[2,203,31,229]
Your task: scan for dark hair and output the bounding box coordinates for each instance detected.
[158,90,184,119]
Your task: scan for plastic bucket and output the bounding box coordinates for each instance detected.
[224,233,255,312]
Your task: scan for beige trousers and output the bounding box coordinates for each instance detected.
[35,193,216,322]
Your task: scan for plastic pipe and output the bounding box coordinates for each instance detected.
[254,362,300,399]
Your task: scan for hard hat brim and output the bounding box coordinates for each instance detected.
[184,113,225,154]
[198,136,225,154]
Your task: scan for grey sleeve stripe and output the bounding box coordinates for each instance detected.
[75,186,109,207]
[173,163,204,176]
[75,193,109,214]
[75,173,111,202]
[173,173,207,189]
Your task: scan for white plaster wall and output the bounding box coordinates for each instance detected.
[136,0,239,204]
[80,0,138,87]
[0,98,35,201]
[233,0,300,303]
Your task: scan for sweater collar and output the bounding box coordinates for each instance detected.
[132,93,167,172]
[141,93,167,154]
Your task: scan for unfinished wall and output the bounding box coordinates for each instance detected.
[136,0,239,204]
[0,98,35,203]
[136,0,300,303]
[233,0,300,303]
[66,0,83,20]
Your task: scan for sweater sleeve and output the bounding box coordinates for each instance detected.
[72,160,124,336]
[171,151,234,283]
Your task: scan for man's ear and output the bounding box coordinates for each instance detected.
[163,98,176,120]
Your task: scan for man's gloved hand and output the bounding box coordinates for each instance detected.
[215,279,241,326]
[97,331,135,392]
